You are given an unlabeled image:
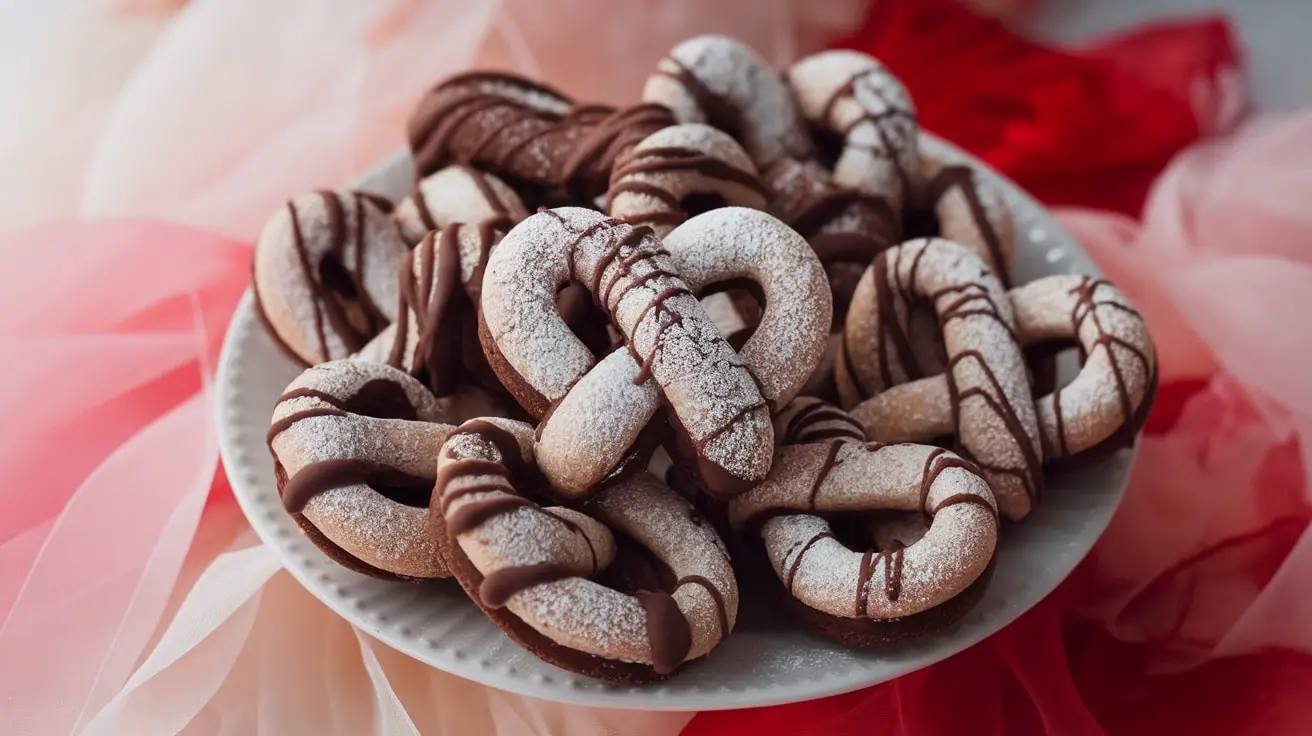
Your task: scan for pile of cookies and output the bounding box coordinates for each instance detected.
[255,35,1157,683]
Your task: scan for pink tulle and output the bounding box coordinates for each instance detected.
[0,222,248,734]
[1055,113,1312,664]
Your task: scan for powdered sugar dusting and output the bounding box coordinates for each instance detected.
[663,207,831,408]
[484,207,773,483]
[536,349,663,496]
[480,210,597,399]
[845,239,1041,517]
[645,35,814,168]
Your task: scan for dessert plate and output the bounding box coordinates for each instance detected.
[217,132,1134,710]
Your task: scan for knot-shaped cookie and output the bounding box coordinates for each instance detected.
[852,275,1157,469]
[267,360,453,579]
[838,238,1043,519]
[253,190,408,365]
[606,123,768,237]
[479,207,780,499]
[434,418,737,683]
[409,71,674,204]
[729,399,997,647]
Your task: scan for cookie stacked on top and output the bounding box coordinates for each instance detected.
[255,35,1157,683]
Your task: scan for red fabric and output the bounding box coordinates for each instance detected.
[683,3,1310,735]
[829,0,1239,216]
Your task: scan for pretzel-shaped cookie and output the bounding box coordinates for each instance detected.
[434,419,737,683]
[480,207,774,499]
[606,123,769,237]
[909,155,1014,287]
[852,275,1157,467]
[785,50,919,212]
[253,190,408,365]
[268,360,453,580]
[729,401,997,646]
[409,71,674,203]
[837,238,1043,519]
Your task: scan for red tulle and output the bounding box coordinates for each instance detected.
[684,2,1308,735]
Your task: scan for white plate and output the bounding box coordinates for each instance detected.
[217,133,1134,710]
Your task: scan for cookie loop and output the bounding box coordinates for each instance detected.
[849,275,1158,470]
[838,238,1043,519]
[662,207,832,410]
[643,35,814,169]
[480,208,773,498]
[911,155,1014,287]
[785,50,919,211]
[606,123,768,237]
[436,419,737,682]
[252,190,408,365]
[408,72,673,203]
[267,361,453,579]
[728,439,997,642]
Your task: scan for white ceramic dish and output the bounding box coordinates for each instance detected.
[217,133,1134,710]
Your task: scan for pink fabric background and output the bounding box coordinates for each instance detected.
[1,1,1308,734]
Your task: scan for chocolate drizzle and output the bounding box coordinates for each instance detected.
[266,408,346,448]
[637,591,693,675]
[675,575,730,638]
[267,378,420,452]
[784,531,834,591]
[854,542,907,615]
[923,274,1044,502]
[654,60,752,156]
[279,458,432,514]
[390,167,515,395]
[784,401,865,445]
[608,144,770,218]
[478,562,574,608]
[806,441,847,509]
[924,166,1011,287]
[867,248,929,392]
